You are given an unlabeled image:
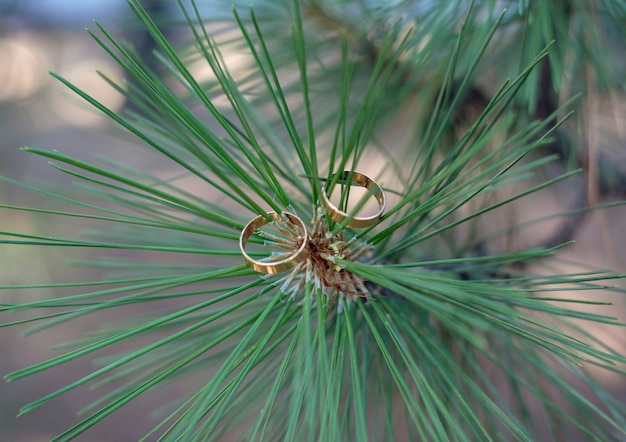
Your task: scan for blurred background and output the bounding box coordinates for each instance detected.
[1,0,626,440]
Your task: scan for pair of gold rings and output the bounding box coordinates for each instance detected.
[239,171,386,274]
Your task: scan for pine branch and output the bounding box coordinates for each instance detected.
[1,0,626,440]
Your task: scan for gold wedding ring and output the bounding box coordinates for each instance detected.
[239,211,308,274]
[321,171,386,228]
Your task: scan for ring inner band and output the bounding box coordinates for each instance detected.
[239,211,308,274]
[322,171,386,228]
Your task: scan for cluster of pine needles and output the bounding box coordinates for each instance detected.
[2,0,626,440]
